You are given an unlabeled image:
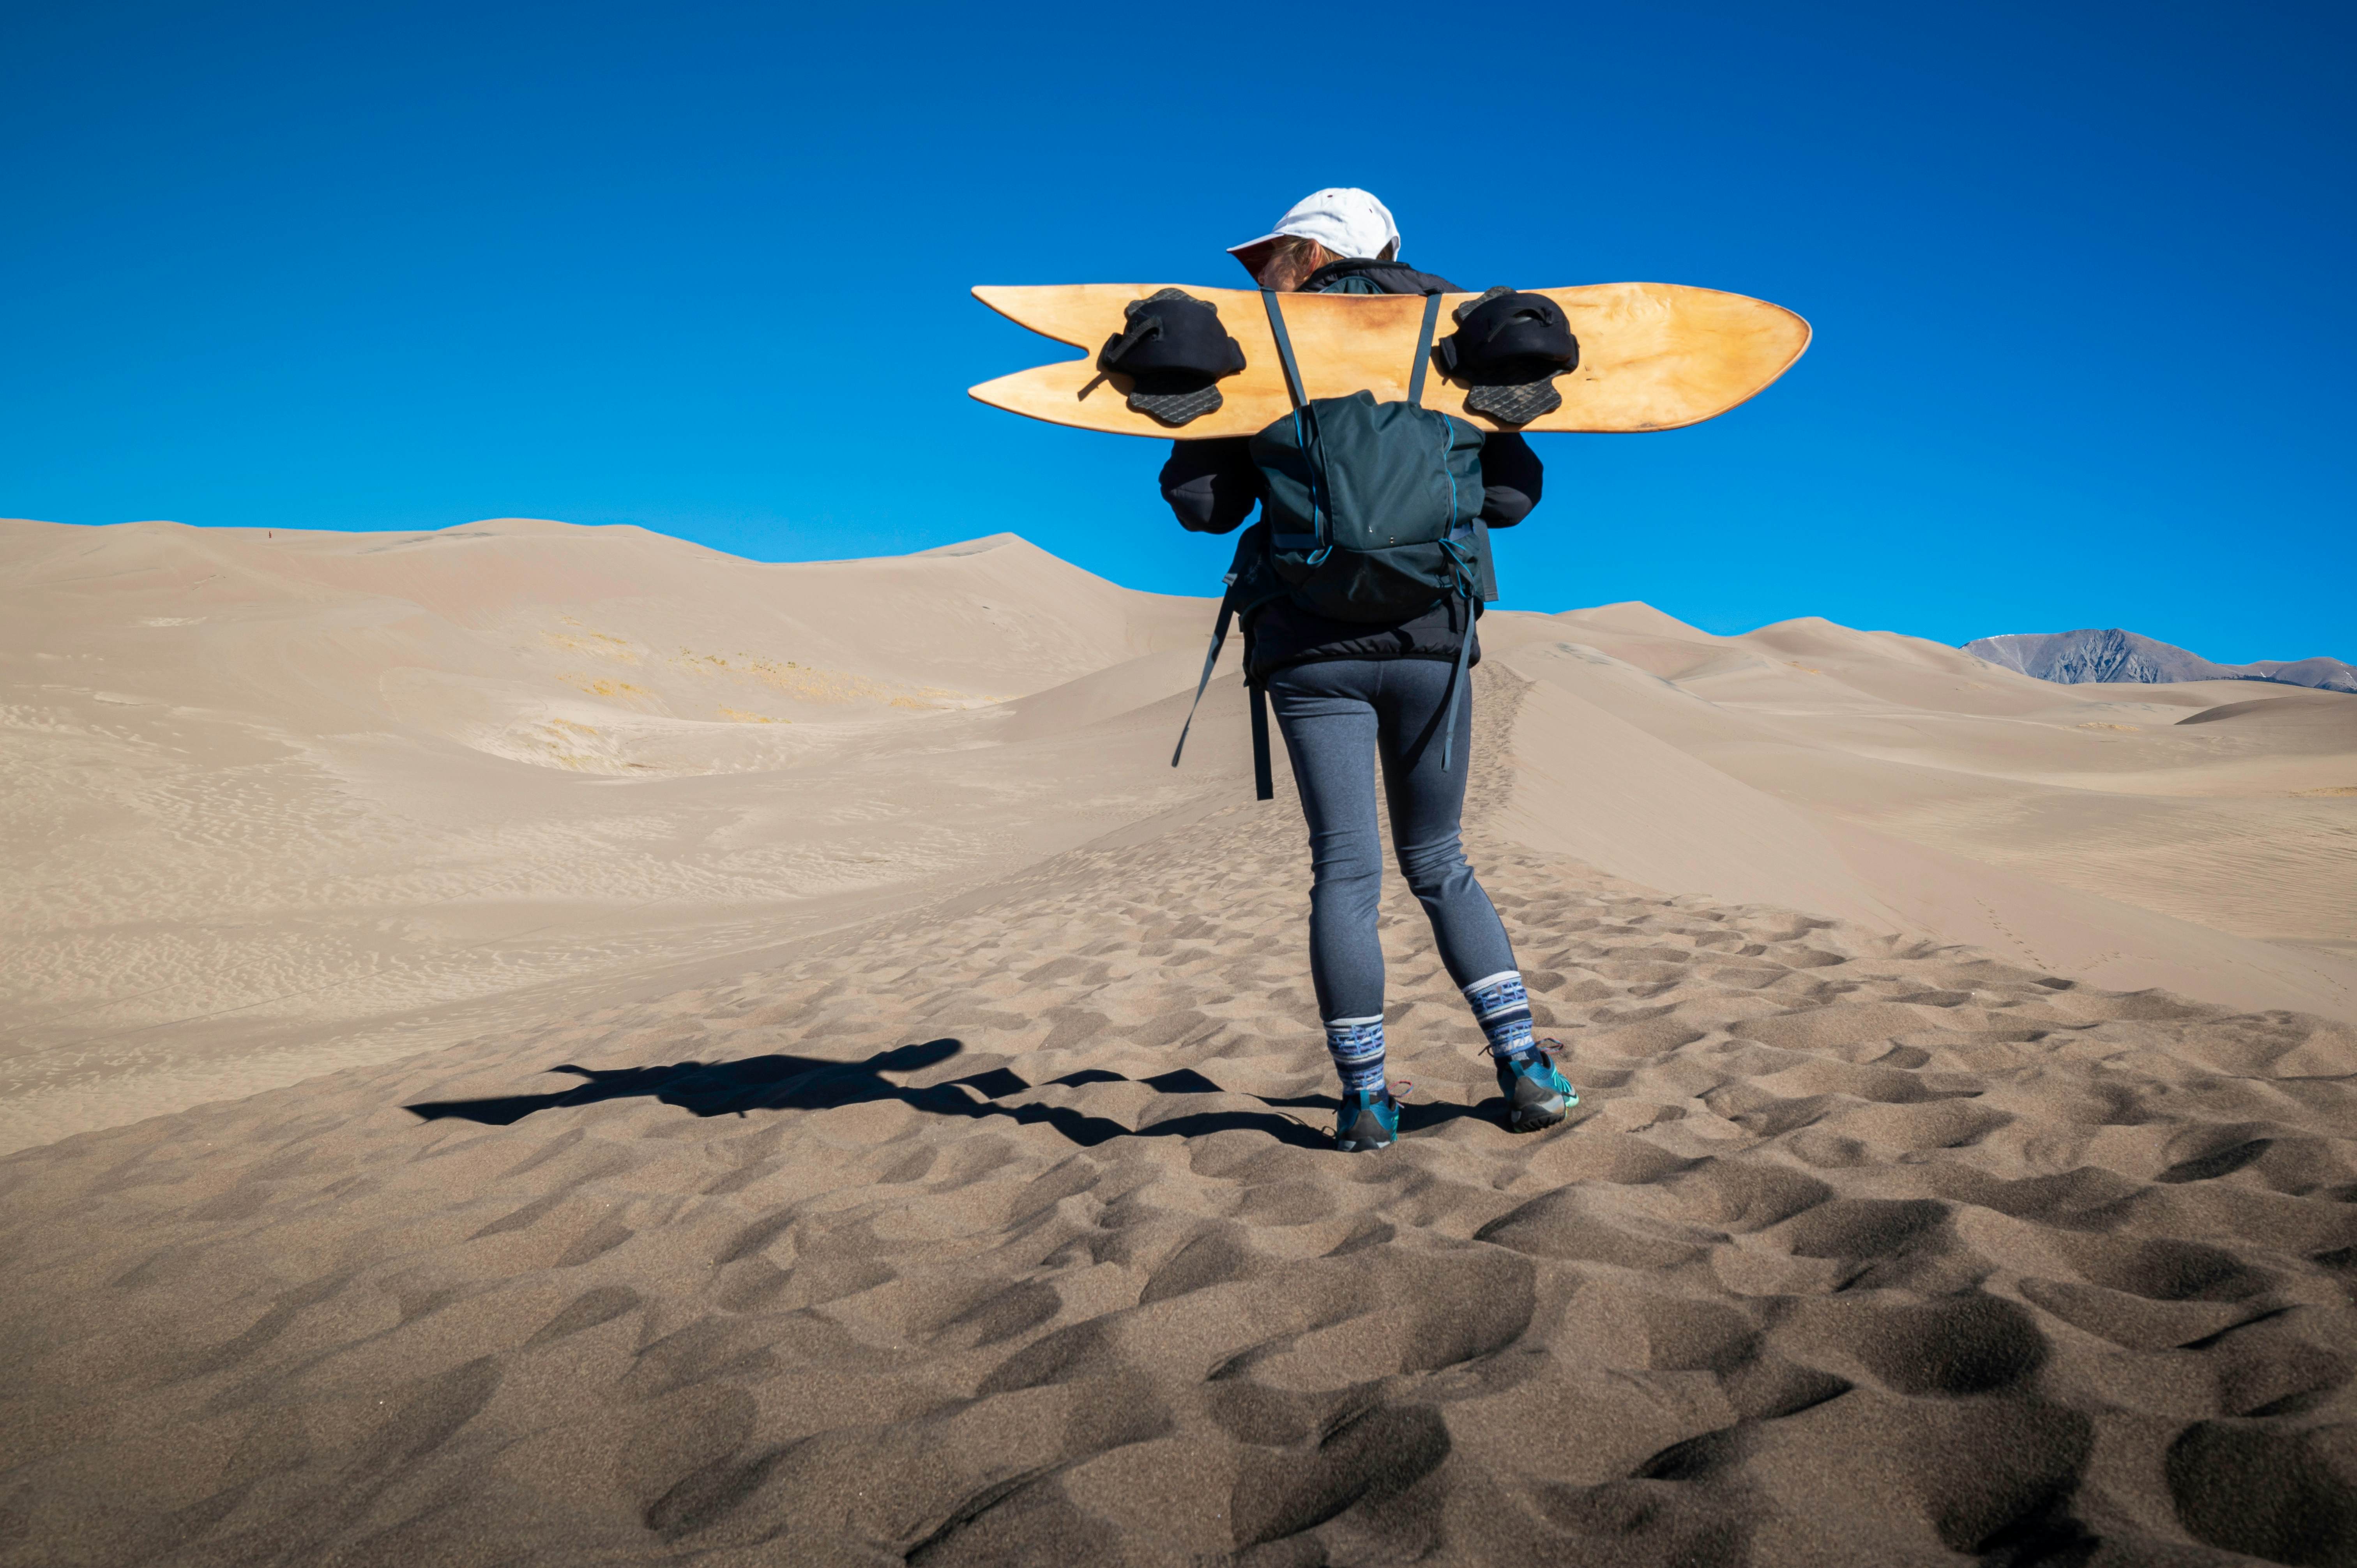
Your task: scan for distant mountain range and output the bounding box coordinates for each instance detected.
[1963,628,2357,692]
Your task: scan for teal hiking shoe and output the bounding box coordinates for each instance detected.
[1335,1088,1401,1153]
[1494,1043,1577,1134]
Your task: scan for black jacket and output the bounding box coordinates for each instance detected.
[1158,259,1543,679]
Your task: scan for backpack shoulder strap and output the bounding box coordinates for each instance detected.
[1266,286,1445,404]
[1260,290,1308,409]
[1261,290,1332,561]
[1407,290,1443,406]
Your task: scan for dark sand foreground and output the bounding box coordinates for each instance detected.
[5,673,2354,1566]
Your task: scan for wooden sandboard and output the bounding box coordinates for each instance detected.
[970,282,1809,438]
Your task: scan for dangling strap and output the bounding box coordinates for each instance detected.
[1440,600,1477,773]
[1170,590,1235,767]
[1472,516,1498,602]
[1250,680,1274,801]
[1408,290,1444,406]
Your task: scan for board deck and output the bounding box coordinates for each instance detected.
[970,282,1809,438]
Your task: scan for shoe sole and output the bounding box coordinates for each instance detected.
[1498,1052,1578,1135]
[1506,1090,1571,1134]
[1338,1100,1399,1153]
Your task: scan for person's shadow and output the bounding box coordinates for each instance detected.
[403,1038,1494,1150]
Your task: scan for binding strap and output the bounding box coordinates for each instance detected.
[1408,289,1444,405]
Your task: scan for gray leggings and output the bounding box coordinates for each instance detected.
[1265,657,1518,1021]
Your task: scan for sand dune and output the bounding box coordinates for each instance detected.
[0,520,1232,1153]
[1484,623,2357,1022]
[4,519,2355,1564]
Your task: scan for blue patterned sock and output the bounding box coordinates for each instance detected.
[1322,1014,1387,1095]
[1463,971,1536,1058]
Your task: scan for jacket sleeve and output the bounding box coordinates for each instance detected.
[1478,432,1543,528]
[1159,438,1263,534]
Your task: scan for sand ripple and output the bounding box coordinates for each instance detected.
[4,691,2352,1565]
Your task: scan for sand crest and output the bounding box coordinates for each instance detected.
[4,521,2355,1564]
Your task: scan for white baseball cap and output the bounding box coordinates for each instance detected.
[1228,188,1401,271]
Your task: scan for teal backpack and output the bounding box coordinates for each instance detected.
[1173,288,1498,799]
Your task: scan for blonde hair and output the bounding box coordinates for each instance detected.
[1265,234,1338,272]
[1255,232,1401,291]
[1254,234,1341,291]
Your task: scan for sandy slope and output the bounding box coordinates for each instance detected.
[7,520,2352,1160]
[0,521,1226,1153]
[1481,615,2357,1024]
[4,519,2356,1564]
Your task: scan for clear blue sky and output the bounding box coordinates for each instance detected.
[6,0,2351,663]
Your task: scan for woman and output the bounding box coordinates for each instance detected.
[1161,188,1578,1153]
